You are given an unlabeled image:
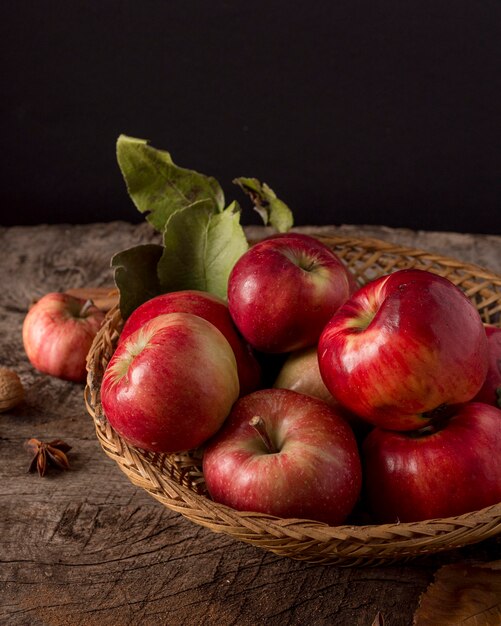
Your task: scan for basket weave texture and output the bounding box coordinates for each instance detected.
[85,234,501,565]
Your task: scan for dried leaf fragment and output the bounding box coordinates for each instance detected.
[65,287,118,312]
[414,560,501,625]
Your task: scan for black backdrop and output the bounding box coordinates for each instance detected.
[2,1,500,234]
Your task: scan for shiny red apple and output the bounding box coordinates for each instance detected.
[318,269,489,431]
[472,325,501,408]
[119,290,261,395]
[22,292,105,382]
[101,312,240,453]
[362,402,501,522]
[227,233,357,353]
[203,388,362,525]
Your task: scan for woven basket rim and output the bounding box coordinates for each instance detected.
[85,233,501,564]
[288,232,501,281]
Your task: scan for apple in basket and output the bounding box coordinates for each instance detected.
[203,388,362,525]
[362,402,501,523]
[118,289,261,395]
[22,292,105,382]
[273,346,337,407]
[318,269,489,431]
[101,312,240,453]
[472,325,501,408]
[227,233,357,353]
[272,346,371,439]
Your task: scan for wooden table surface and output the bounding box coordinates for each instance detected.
[1,221,500,626]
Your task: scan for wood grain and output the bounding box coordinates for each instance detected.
[1,222,500,626]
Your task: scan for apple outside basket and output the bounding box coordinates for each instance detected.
[84,234,501,566]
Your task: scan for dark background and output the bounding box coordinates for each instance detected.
[1,1,500,233]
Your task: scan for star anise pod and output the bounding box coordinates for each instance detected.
[26,438,72,477]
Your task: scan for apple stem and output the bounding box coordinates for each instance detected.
[249,416,277,453]
[79,299,94,317]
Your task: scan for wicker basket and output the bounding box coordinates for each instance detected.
[85,234,501,566]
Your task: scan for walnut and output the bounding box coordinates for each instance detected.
[0,368,24,412]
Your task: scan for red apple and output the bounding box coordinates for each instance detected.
[119,290,261,395]
[227,233,357,353]
[273,346,372,439]
[362,402,501,523]
[101,312,239,453]
[472,325,501,408]
[203,388,362,525]
[22,292,105,382]
[318,269,489,431]
[273,346,337,407]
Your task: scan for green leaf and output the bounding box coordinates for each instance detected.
[116,135,225,232]
[496,387,501,409]
[111,243,164,319]
[157,201,249,300]
[233,177,293,233]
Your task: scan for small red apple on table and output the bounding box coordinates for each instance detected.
[203,388,362,525]
[318,269,489,431]
[227,233,357,353]
[23,292,105,382]
[362,402,501,522]
[101,312,240,453]
[118,290,261,395]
